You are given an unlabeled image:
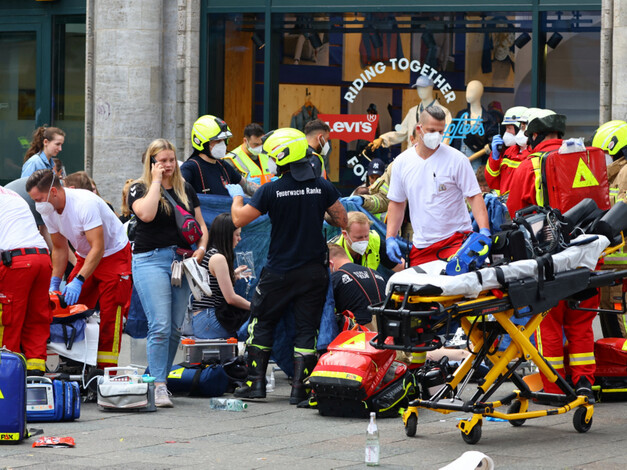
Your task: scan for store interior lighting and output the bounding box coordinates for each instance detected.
[514,32,531,49]
[547,32,563,49]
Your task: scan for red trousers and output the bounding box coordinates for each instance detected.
[410,232,468,266]
[537,293,598,393]
[70,244,132,368]
[0,252,52,372]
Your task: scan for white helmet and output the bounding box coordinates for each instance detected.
[502,106,528,126]
[518,107,542,124]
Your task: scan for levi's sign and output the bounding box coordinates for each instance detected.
[319,114,379,143]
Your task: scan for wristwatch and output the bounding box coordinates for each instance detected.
[76,274,86,283]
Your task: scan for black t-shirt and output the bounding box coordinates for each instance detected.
[128,181,200,253]
[332,263,386,325]
[180,154,242,195]
[250,172,340,272]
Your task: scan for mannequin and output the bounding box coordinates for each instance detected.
[369,76,452,150]
[451,80,499,169]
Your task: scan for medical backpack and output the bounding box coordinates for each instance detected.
[309,331,416,418]
[0,349,28,444]
[533,146,610,213]
[26,377,81,422]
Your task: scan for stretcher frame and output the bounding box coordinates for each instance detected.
[370,266,627,445]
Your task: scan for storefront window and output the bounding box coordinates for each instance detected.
[52,18,86,175]
[203,9,600,193]
[0,31,37,183]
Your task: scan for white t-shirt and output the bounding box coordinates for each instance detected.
[0,186,47,251]
[43,188,128,258]
[388,143,481,248]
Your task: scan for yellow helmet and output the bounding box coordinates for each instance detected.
[261,128,309,166]
[591,120,627,158]
[191,115,232,152]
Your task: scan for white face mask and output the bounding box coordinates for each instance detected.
[515,129,528,147]
[319,136,330,156]
[248,144,262,156]
[422,130,443,150]
[211,141,227,159]
[347,234,369,255]
[35,173,56,217]
[502,132,517,147]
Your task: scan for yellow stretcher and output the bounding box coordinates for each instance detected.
[370,266,627,445]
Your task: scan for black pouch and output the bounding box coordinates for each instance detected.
[1,251,12,267]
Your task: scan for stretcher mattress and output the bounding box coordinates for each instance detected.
[386,235,610,299]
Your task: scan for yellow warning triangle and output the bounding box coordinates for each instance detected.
[338,332,366,350]
[0,388,3,399]
[572,158,599,188]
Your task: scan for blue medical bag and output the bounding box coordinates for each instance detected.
[26,377,81,422]
[0,349,28,443]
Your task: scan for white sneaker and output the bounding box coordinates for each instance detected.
[182,258,212,301]
[155,384,173,408]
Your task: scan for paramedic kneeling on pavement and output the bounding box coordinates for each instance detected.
[27,169,132,369]
[385,107,491,267]
[229,128,348,405]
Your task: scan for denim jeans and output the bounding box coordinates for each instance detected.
[192,308,250,340]
[132,246,190,383]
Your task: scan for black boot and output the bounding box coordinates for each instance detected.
[575,376,596,404]
[234,347,271,399]
[290,353,317,405]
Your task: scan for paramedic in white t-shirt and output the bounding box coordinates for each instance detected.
[385,107,490,266]
[0,185,52,374]
[27,169,132,369]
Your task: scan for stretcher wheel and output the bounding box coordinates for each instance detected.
[405,414,417,437]
[507,400,526,427]
[461,423,482,445]
[573,407,592,433]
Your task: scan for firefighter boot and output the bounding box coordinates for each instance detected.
[290,353,318,405]
[234,346,271,399]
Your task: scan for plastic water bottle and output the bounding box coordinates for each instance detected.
[266,368,275,393]
[365,412,380,466]
[209,398,248,412]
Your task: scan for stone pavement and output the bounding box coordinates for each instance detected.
[3,335,627,469]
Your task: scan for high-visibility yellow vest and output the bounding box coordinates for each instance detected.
[225,145,274,179]
[335,230,382,270]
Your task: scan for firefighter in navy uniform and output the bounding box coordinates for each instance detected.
[229,128,348,404]
[507,111,598,400]
[224,123,277,184]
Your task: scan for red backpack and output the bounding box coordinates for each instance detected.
[534,146,610,212]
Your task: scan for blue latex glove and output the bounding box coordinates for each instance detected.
[270,176,279,182]
[491,135,504,160]
[226,184,245,198]
[50,276,62,292]
[345,196,363,207]
[62,277,84,306]
[248,176,261,185]
[385,237,403,264]
[479,228,491,238]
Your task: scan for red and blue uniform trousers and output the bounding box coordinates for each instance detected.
[0,248,52,373]
[536,293,598,393]
[69,243,132,369]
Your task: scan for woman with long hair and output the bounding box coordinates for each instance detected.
[21,126,65,178]
[191,213,250,339]
[128,138,208,407]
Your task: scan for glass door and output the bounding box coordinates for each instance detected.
[0,28,39,184]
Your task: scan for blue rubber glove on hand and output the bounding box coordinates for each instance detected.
[345,196,363,207]
[491,135,504,160]
[49,276,62,292]
[386,237,403,264]
[479,228,491,239]
[62,277,84,306]
[226,184,245,198]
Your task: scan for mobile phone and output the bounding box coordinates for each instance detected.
[150,156,157,166]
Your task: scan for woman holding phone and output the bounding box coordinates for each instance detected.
[128,138,208,407]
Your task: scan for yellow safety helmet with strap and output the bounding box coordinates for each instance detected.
[191,115,232,152]
[261,128,309,166]
[592,120,627,159]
